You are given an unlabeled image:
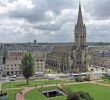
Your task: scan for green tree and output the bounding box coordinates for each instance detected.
[67,91,93,100]
[21,53,34,85]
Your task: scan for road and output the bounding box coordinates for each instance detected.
[0,76,9,82]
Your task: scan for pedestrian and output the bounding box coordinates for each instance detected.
[20,90,23,97]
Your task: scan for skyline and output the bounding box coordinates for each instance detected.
[0,0,110,43]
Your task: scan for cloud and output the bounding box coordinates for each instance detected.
[0,0,109,43]
[84,0,110,20]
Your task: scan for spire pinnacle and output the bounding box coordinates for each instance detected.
[77,1,83,25]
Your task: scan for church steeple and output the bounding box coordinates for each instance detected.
[77,1,83,25]
[73,1,87,73]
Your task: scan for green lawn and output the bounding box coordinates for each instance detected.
[25,83,110,100]
[2,80,68,89]
[2,89,21,100]
[99,79,110,84]
[65,83,110,100]
[25,87,66,100]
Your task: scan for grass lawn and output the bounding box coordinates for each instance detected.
[65,83,110,100]
[99,79,110,84]
[2,80,68,89]
[2,89,21,100]
[25,87,66,100]
[25,83,110,100]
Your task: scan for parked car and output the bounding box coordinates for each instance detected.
[10,77,15,81]
[35,72,44,77]
[11,75,17,78]
[48,77,55,80]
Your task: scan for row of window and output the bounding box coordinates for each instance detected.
[36,63,44,65]
[76,35,85,38]
[36,60,44,62]
[37,66,44,69]
[5,67,20,70]
[7,64,21,67]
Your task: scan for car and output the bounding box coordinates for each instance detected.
[10,78,15,81]
[11,75,17,78]
[35,72,44,77]
[48,77,55,80]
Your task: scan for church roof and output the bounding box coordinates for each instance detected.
[53,44,73,53]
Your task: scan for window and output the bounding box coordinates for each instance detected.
[7,68,9,70]
[36,60,39,62]
[11,68,13,70]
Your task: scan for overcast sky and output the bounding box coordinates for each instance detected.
[0,0,110,43]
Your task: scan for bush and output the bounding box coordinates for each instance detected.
[75,77,84,82]
[102,74,110,80]
[83,77,90,81]
[67,91,93,100]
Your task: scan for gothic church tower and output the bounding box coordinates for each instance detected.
[73,2,87,73]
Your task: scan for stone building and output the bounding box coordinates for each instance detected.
[72,3,87,72]
[0,40,54,76]
[90,50,110,69]
[46,44,73,73]
[46,3,87,73]
[2,50,46,76]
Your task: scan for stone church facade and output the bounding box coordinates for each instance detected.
[46,3,87,73]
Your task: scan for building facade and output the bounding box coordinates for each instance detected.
[1,51,46,76]
[46,44,73,73]
[0,40,55,76]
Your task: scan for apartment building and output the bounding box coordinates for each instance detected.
[2,50,45,76]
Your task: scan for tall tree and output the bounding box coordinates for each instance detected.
[21,53,34,85]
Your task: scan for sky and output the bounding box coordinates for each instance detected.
[0,0,110,43]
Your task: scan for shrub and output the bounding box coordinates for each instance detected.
[75,77,84,82]
[67,91,93,100]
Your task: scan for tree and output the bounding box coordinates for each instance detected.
[67,91,93,100]
[2,50,7,64]
[21,53,34,85]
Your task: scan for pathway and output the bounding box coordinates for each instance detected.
[15,80,110,100]
[16,87,34,100]
[91,81,110,87]
[16,82,89,100]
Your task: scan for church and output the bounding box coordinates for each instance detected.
[46,3,87,73]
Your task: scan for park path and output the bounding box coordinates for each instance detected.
[16,87,34,100]
[15,80,110,100]
[91,81,110,87]
[16,82,89,100]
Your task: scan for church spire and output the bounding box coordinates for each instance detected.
[77,1,83,25]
